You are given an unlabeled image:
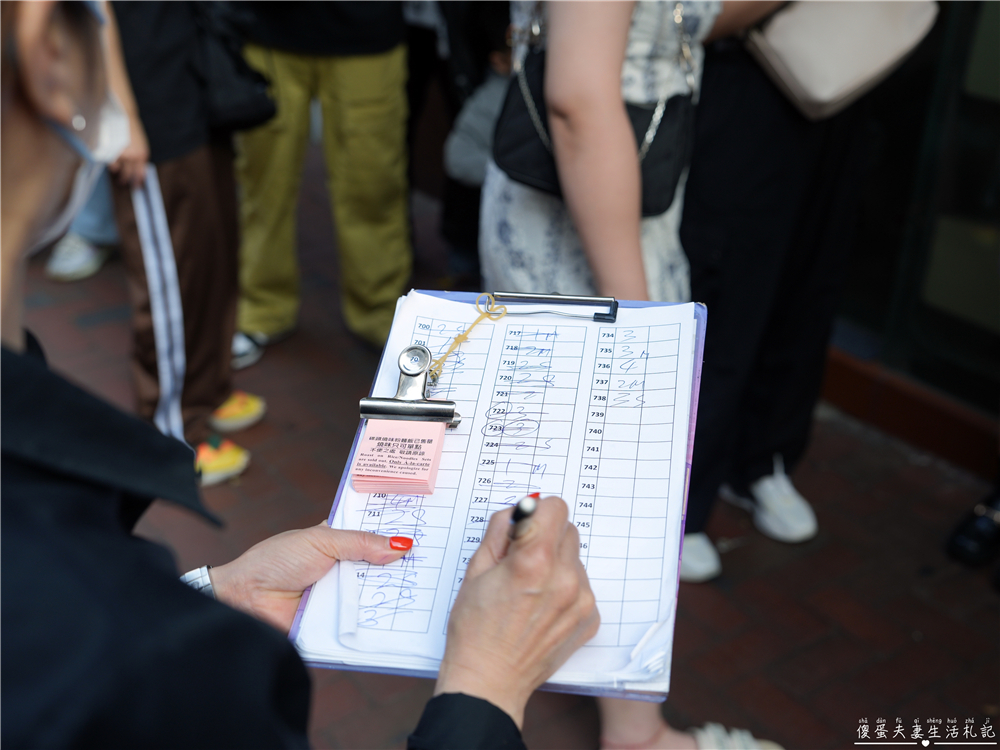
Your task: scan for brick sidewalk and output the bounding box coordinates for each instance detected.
[24,146,997,749]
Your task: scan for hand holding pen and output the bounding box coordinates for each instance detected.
[436,494,600,729]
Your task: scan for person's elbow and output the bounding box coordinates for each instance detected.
[545,80,620,142]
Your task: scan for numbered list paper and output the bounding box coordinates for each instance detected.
[296,292,697,688]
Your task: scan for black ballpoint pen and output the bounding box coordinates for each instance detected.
[509,493,540,540]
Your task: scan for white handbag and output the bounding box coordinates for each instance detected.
[745,1,939,121]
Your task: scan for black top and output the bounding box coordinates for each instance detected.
[1,337,523,749]
[232,1,405,57]
[111,1,210,163]
[408,693,526,750]
[1,339,310,748]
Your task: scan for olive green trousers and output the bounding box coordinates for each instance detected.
[236,43,411,346]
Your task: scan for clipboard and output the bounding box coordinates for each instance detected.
[289,290,707,702]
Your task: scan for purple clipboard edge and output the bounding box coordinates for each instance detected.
[289,292,708,700]
[682,303,708,551]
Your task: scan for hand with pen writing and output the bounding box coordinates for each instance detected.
[210,524,413,634]
[435,495,600,729]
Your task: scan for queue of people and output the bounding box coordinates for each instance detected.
[2,1,950,749]
[2,7,596,747]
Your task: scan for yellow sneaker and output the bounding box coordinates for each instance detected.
[196,437,250,487]
[208,390,266,433]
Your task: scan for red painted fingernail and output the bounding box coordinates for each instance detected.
[390,536,413,551]
[529,492,541,499]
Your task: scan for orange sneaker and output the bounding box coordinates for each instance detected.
[208,390,266,433]
[195,437,250,487]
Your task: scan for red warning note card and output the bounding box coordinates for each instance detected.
[350,420,447,495]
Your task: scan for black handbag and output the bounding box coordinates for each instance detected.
[194,4,277,133]
[492,5,695,218]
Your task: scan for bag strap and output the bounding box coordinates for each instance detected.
[512,1,692,162]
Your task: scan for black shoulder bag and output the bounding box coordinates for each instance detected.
[193,4,277,134]
[493,3,696,218]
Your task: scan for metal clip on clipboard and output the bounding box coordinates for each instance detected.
[492,292,619,323]
[359,345,461,428]
[358,293,618,428]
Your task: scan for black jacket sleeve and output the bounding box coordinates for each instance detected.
[407,693,526,750]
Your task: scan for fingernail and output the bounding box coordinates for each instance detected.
[389,536,413,551]
[528,492,541,498]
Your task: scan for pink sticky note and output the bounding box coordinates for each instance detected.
[350,420,447,495]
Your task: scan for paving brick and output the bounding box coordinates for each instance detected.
[882,593,998,666]
[671,610,719,666]
[810,679,879,729]
[277,454,345,505]
[230,417,286,451]
[966,603,1000,643]
[770,634,872,696]
[256,429,339,469]
[918,569,1000,620]
[62,359,136,413]
[662,675,759,735]
[766,543,866,597]
[201,484,242,513]
[309,670,370,726]
[838,557,927,609]
[806,585,910,654]
[733,675,841,749]
[254,387,327,434]
[325,702,413,750]
[814,504,901,560]
[854,643,962,707]
[691,627,797,687]
[714,532,821,588]
[802,467,873,519]
[314,674,431,750]
[894,691,969,728]
[703,499,755,540]
[225,463,288,505]
[349,673,433,707]
[522,697,600,750]
[732,578,831,647]
[940,661,1000,718]
[677,582,751,637]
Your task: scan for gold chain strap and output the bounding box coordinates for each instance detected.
[429,293,508,383]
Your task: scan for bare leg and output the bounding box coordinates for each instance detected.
[598,697,697,750]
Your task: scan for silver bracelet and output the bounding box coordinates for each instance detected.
[179,565,215,599]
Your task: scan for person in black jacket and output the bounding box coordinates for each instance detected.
[0,3,598,748]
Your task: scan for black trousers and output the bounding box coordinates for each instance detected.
[680,41,864,534]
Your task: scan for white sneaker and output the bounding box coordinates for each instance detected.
[231,332,264,371]
[692,722,784,749]
[720,455,818,543]
[45,233,110,281]
[680,532,722,582]
[231,327,295,371]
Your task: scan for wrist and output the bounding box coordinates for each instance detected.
[206,562,245,611]
[595,258,649,301]
[435,660,529,729]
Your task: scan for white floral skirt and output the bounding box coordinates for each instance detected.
[478,160,690,303]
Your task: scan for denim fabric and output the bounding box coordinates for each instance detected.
[69,168,120,246]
